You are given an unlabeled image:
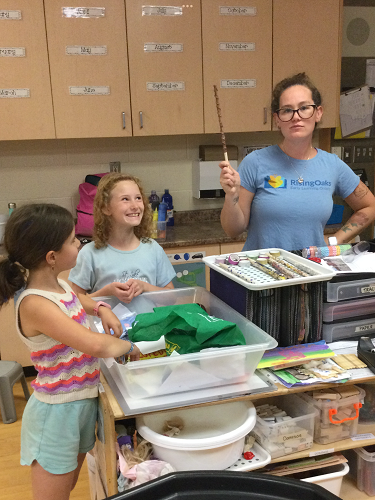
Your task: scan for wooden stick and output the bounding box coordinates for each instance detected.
[213,85,228,162]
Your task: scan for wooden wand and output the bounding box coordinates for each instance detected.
[213,85,228,162]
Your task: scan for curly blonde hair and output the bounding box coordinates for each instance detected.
[93,173,152,249]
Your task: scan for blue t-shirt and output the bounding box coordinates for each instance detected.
[69,239,176,294]
[238,145,359,251]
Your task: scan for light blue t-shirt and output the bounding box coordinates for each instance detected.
[69,239,176,294]
[239,145,360,251]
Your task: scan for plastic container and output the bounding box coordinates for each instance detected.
[356,382,375,433]
[149,190,160,204]
[250,394,316,459]
[162,189,174,226]
[155,221,167,241]
[299,386,365,445]
[158,201,167,222]
[323,297,375,322]
[109,470,347,500]
[299,462,349,496]
[345,445,375,496]
[341,241,370,263]
[136,400,256,470]
[8,202,16,216]
[322,317,375,343]
[90,287,277,400]
[325,277,375,302]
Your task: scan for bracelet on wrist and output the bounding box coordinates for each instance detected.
[125,341,135,355]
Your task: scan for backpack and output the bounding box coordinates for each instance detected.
[75,173,108,236]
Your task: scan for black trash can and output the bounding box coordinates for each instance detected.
[107,470,340,500]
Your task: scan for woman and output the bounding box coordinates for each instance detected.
[220,73,375,251]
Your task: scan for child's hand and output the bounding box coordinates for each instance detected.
[129,344,141,361]
[111,282,136,303]
[98,308,122,337]
[125,279,145,298]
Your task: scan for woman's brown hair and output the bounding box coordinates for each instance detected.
[271,72,322,114]
[93,172,152,249]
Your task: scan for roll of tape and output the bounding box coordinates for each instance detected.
[227,253,240,265]
[238,259,250,267]
[215,256,226,264]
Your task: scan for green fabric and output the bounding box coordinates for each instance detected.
[129,303,246,355]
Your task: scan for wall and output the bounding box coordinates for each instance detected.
[0,131,285,216]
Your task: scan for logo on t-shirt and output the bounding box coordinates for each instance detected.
[264,175,287,189]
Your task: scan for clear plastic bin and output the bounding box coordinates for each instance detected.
[345,445,375,496]
[299,386,366,444]
[323,297,375,322]
[322,317,375,343]
[90,287,277,399]
[326,277,375,302]
[250,394,315,459]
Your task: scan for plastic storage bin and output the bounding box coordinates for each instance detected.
[109,470,349,500]
[136,400,256,470]
[250,394,316,459]
[345,445,375,496]
[300,386,366,444]
[90,287,277,399]
[322,316,375,342]
[323,297,375,322]
[325,277,375,302]
[299,462,349,496]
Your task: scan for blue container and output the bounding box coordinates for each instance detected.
[326,204,344,225]
[162,189,174,226]
[158,201,167,222]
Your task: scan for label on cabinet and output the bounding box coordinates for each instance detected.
[69,86,110,96]
[221,79,256,88]
[62,7,105,18]
[219,42,255,51]
[146,82,185,91]
[219,6,257,16]
[0,88,29,98]
[144,43,183,53]
[0,10,21,19]
[142,6,182,16]
[0,47,25,57]
[66,46,107,56]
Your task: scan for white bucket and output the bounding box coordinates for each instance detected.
[136,400,256,471]
[0,214,8,244]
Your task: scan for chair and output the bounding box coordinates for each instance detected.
[0,361,30,424]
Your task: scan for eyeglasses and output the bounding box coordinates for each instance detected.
[276,104,317,122]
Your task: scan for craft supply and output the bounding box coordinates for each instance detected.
[334,354,367,370]
[302,244,352,258]
[267,257,299,279]
[238,259,250,267]
[213,84,228,162]
[215,256,226,264]
[218,263,254,283]
[228,253,240,265]
[248,258,286,280]
[281,256,317,276]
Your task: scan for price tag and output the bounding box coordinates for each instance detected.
[144,43,183,52]
[0,47,25,57]
[0,10,22,20]
[221,79,256,89]
[142,6,182,16]
[219,42,255,51]
[69,86,110,96]
[0,88,29,98]
[219,6,257,16]
[309,448,335,457]
[146,81,185,91]
[66,45,107,56]
[62,7,105,18]
[351,433,375,441]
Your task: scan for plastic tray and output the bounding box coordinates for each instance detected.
[325,276,375,302]
[323,297,375,322]
[226,441,271,472]
[203,248,335,290]
[322,317,375,343]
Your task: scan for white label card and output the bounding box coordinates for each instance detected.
[69,86,110,96]
[309,448,335,457]
[144,43,183,52]
[0,47,25,57]
[0,88,29,98]
[220,6,256,16]
[142,6,182,16]
[352,433,375,441]
[0,10,22,20]
[221,79,256,88]
[219,42,255,51]
[355,323,375,333]
[62,7,105,18]
[361,285,375,294]
[147,81,185,91]
[66,45,107,55]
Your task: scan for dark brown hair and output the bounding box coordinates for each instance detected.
[271,72,322,114]
[93,172,152,249]
[0,204,74,307]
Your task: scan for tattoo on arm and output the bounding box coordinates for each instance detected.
[353,183,369,200]
[233,196,239,206]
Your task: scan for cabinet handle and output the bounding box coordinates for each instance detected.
[122,112,126,129]
[263,107,267,125]
[139,111,143,129]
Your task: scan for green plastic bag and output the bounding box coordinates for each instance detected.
[129,303,246,355]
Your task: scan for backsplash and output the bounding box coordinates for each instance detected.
[0,130,283,216]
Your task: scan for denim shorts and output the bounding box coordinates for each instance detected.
[21,394,98,474]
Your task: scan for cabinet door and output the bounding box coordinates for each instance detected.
[44,1,132,138]
[0,1,55,140]
[273,0,342,129]
[125,1,204,136]
[202,1,272,133]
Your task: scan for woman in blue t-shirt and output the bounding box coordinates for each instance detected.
[219,73,375,251]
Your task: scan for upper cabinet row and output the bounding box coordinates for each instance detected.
[0,0,342,140]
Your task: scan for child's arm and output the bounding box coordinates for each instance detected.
[19,295,141,360]
[126,279,174,297]
[71,281,142,305]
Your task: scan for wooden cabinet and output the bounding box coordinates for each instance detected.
[273,0,342,129]
[220,242,245,254]
[0,0,55,140]
[44,0,132,138]
[202,0,272,133]
[125,1,204,136]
